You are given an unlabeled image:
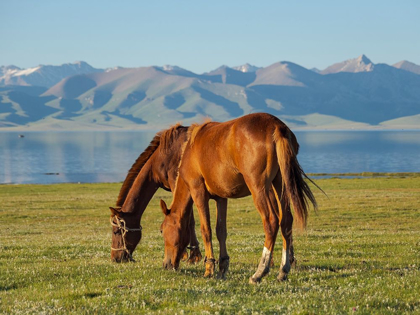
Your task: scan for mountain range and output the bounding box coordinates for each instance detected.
[1,55,419,130]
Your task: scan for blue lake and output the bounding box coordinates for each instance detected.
[1,130,420,184]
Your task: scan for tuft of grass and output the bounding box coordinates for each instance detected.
[0,176,419,314]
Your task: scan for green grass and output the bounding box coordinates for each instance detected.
[1,176,419,314]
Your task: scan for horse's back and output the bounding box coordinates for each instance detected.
[183,113,289,198]
[194,113,288,166]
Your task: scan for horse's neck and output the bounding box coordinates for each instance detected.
[122,161,160,217]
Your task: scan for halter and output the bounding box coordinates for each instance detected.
[110,216,142,262]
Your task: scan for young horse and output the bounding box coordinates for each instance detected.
[109,125,202,263]
[160,113,317,283]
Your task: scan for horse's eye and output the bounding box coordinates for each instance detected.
[160,229,163,234]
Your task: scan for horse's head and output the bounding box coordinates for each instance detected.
[160,200,191,270]
[109,207,142,263]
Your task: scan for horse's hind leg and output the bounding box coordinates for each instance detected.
[270,188,296,267]
[268,189,295,269]
[187,209,203,264]
[248,188,279,284]
[283,200,296,268]
[272,174,293,281]
[216,198,229,279]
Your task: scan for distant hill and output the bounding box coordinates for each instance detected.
[206,66,256,86]
[393,60,420,75]
[321,55,374,74]
[1,56,420,130]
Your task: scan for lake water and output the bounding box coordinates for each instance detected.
[1,130,420,184]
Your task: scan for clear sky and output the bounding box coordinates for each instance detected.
[1,0,419,73]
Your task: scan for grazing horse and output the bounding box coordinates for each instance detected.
[109,125,202,263]
[109,121,297,267]
[160,113,317,283]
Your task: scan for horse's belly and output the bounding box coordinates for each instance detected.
[203,172,250,199]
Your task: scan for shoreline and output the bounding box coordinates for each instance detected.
[1,125,419,132]
[2,172,419,186]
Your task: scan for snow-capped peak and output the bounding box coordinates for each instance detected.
[13,66,41,77]
[0,61,103,88]
[232,63,260,73]
[105,66,124,73]
[160,65,184,71]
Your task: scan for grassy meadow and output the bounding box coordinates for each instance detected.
[0,174,419,314]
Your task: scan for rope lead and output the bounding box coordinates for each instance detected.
[110,216,142,261]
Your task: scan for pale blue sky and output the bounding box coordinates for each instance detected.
[1,0,419,73]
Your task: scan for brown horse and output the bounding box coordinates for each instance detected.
[160,113,317,283]
[109,125,202,263]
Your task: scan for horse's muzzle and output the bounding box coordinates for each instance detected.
[163,261,173,270]
[111,252,131,263]
[163,258,178,270]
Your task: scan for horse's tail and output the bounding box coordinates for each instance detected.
[273,126,317,229]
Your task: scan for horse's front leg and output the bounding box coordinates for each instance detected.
[216,198,229,279]
[191,187,215,278]
[187,209,202,263]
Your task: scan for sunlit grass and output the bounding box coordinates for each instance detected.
[1,175,419,314]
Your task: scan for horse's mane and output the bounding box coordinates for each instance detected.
[159,123,186,154]
[116,124,185,207]
[116,133,161,207]
[168,120,213,205]
[187,118,213,147]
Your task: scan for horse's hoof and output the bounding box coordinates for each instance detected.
[204,270,214,278]
[216,272,226,280]
[204,266,215,278]
[218,256,230,278]
[249,276,260,285]
[181,250,189,262]
[188,248,202,264]
[203,258,215,278]
[277,272,288,281]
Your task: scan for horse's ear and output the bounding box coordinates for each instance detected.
[109,207,122,217]
[160,200,170,215]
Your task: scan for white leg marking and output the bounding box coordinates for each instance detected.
[281,248,287,267]
[263,246,271,257]
[280,247,291,276]
[251,246,272,282]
